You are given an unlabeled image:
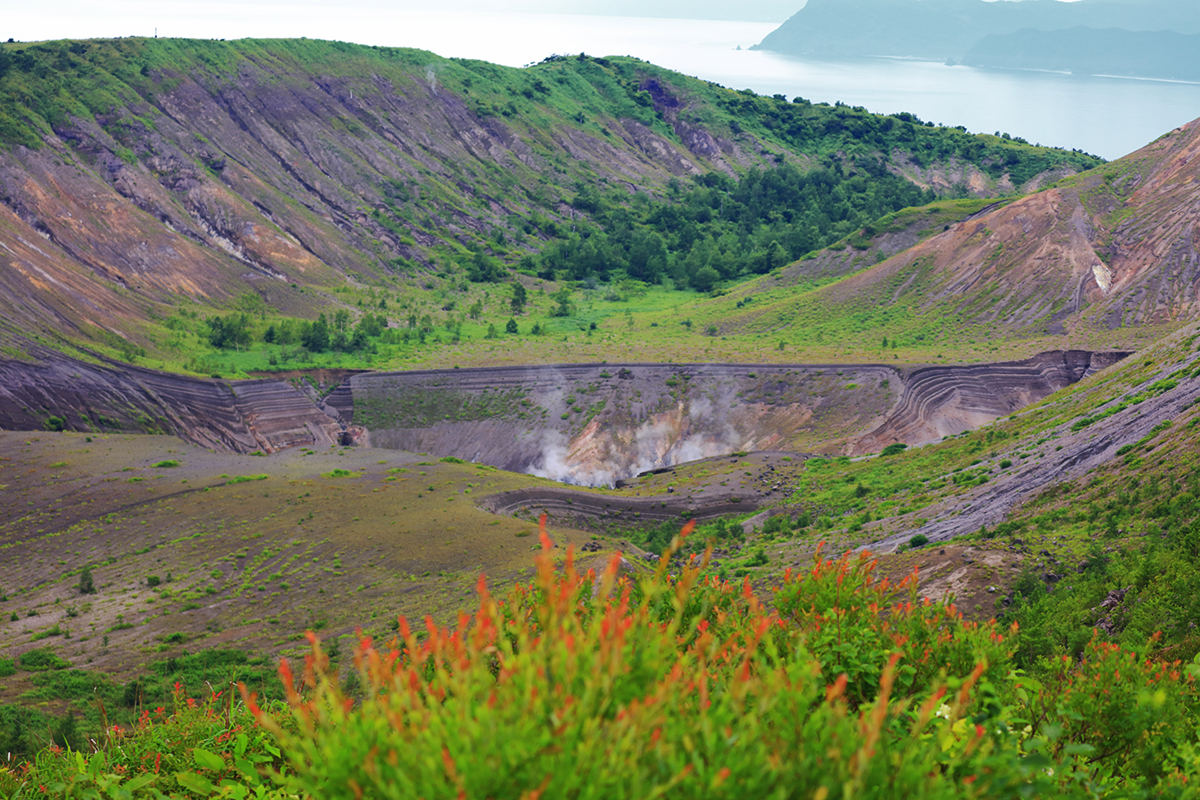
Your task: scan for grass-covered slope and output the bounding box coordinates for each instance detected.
[0,37,1100,367]
[677,117,1200,362]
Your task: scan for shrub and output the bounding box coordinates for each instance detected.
[228,474,269,484]
[248,521,1189,800]
[908,533,930,549]
[881,442,908,457]
[18,648,71,671]
[321,469,356,479]
[147,575,162,587]
[78,567,95,595]
[8,683,290,797]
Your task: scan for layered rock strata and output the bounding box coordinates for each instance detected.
[853,349,1131,455]
[0,348,340,453]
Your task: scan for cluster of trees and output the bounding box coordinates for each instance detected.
[718,91,1102,181]
[207,310,391,354]
[517,162,934,290]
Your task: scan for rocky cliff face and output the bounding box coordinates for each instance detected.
[0,348,1126,480]
[0,346,341,453]
[852,349,1131,455]
[332,352,1124,484]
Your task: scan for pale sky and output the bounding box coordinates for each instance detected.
[0,0,799,46]
[0,1,788,67]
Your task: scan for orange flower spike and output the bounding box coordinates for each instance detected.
[679,518,697,541]
[564,542,576,582]
[826,673,849,702]
[913,686,947,729]
[279,658,300,704]
[238,684,262,719]
[957,660,988,708]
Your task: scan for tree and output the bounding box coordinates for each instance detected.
[207,314,252,351]
[467,251,506,283]
[485,324,499,339]
[506,318,519,335]
[691,265,720,293]
[333,309,351,332]
[510,282,527,315]
[302,313,330,352]
[78,567,95,595]
[551,287,573,317]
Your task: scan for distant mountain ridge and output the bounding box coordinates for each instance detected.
[754,0,1200,81]
[963,27,1200,82]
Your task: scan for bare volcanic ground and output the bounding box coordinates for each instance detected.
[479,451,812,534]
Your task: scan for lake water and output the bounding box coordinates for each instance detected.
[10,5,1200,159]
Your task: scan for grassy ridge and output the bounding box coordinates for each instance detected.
[0,37,1105,369]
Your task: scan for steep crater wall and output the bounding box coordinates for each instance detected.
[334,352,1126,486]
[853,349,1132,455]
[0,348,342,453]
[1,350,1127,486]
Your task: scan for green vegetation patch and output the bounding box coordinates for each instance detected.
[227,474,269,484]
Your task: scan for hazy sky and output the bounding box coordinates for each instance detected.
[0,1,1089,53]
[1,0,801,45]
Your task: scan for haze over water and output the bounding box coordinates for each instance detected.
[9,4,1200,159]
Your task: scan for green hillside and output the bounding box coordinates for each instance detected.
[0,37,1101,374]
[8,36,1200,800]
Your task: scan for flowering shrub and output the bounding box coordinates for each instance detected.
[247,519,1200,799]
[9,519,1200,798]
[3,683,291,799]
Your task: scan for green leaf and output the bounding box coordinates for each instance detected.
[124,773,158,792]
[234,756,260,781]
[219,780,250,799]
[193,746,226,771]
[176,771,216,794]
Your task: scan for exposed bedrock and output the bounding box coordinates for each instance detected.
[477,487,760,535]
[852,349,1132,455]
[338,352,1128,486]
[1,350,1128,484]
[0,348,341,453]
[338,362,897,486]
